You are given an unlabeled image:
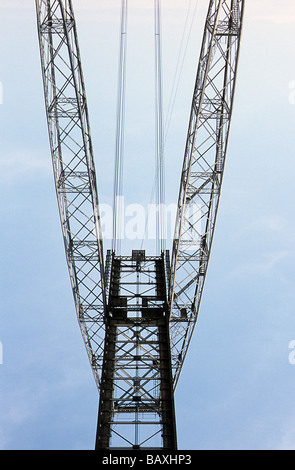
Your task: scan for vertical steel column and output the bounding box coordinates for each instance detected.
[96,251,177,450]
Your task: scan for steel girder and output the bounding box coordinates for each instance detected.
[35,0,245,450]
[35,0,107,388]
[169,0,245,386]
[95,251,177,450]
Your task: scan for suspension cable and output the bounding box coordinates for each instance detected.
[112,0,128,254]
[140,1,199,254]
[154,0,165,254]
[164,0,199,143]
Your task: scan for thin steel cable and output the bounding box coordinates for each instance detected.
[113,0,128,254]
[140,1,199,253]
[154,0,165,254]
[164,0,199,143]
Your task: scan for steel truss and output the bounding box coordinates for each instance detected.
[35,0,244,450]
[169,0,244,386]
[35,0,107,388]
[96,250,177,449]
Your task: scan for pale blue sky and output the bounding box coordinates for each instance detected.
[0,0,295,450]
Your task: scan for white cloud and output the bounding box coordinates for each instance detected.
[0,1,31,8]
[253,14,295,25]
[221,215,295,283]
[234,251,289,278]
[246,0,295,24]
[276,414,295,450]
[0,427,7,451]
[231,215,288,245]
[0,149,51,185]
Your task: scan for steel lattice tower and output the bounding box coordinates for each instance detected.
[96,250,177,449]
[35,0,244,450]
[169,0,245,388]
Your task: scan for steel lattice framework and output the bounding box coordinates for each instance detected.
[35,0,107,388]
[96,250,177,449]
[35,0,244,450]
[169,0,244,387]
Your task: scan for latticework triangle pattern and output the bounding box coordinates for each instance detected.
[36,0,106,388]
[169,0,245,386]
